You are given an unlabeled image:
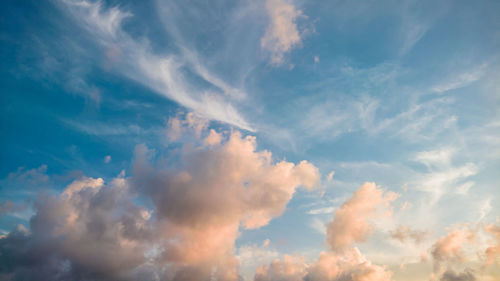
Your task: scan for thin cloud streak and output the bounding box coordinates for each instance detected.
[59,0,254,131]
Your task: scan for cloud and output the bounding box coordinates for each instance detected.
[326,171,335,182]
[254,183,396,281]
[261,0,304,65]
[484,223,500,265]
[310,217,327,235]
[390,225,428,244]
[430,225,476,273]
[0,201,27,217]
[439,269,477,281]
[326,182,399,252]
[59,0,253,131]
[0,116,320,281]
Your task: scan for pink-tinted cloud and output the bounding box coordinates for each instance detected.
[134,118,319,279]
[261,0,304,65]
[253,183,396,281]
[0,115,320,281]
[431,226,475,264]
[326,182,399,252]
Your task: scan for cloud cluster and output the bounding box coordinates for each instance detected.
[254,183,398,281]
[431,226,475,266]
[425,223,500,280]
[0,116,319,281]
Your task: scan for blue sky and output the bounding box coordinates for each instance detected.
[1,0,499,280]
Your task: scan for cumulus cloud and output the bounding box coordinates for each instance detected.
[237,240,279,281]
[2,164,50,189]
[254,183,396,281]
[254,255,307,281]
[104,155,112,163]
[439,269,477,281]
[0,175,153,281]
[261,0,304,65]
[484,223,500,265]
[0,115,319,281]
[326,182,399,252]
[431,226,475,265]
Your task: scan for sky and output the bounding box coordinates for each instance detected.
[0,0,499,280]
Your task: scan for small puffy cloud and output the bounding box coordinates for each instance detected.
[134,115,319,279]
[254,255,307,281]
[166,112,209,141]
[104,155,112,163]
[326,182,399,251]
[430,225,476,275]
[304,249,392,281]
[204,129,222,146]
[326,171,335,182]
[261,0,304,65]
[390,225,428,244]
[0,176,152,281]
[61,0,253,131]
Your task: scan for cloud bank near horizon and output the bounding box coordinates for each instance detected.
[1,115,499,281]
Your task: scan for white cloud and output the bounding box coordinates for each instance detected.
[59,0,254,131]
[415,147,455,168]
[310,217,327,235]
[104,155,111,163]
[261,0,304,65]
[431,65,486,94]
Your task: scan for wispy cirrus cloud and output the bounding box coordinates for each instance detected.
[59,0,254,131]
